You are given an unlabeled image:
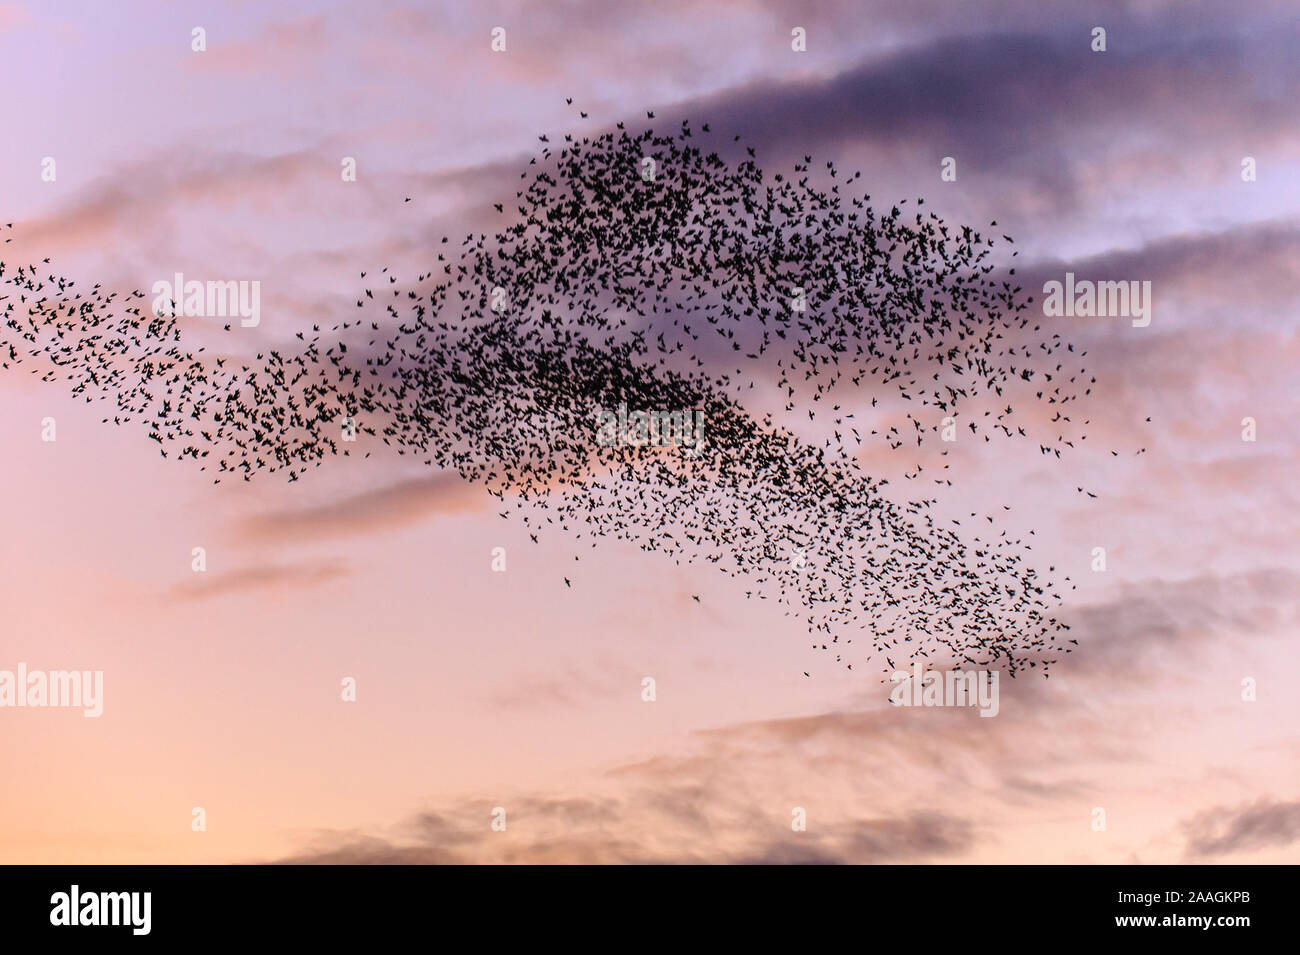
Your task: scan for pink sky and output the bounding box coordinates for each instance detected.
[1,0,1298,863]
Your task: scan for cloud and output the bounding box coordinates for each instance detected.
[242,472,485,543]
[195,15,331,76]
[15,151,325,251]
[264,565,1299,864]
[1014,221,1300,319]
[1054,568,1300,681]
[167,560,349,601]
[272,797,976,864]
[1183,797,1300,858]
[655,20,1300,219]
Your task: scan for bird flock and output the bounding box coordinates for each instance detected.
[1,107,1112,676]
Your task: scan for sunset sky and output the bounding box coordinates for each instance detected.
[1,0,1297,864]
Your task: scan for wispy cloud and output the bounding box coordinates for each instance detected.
[242,472,485,543]
[167,560,349,601]
[1183,797,1300,858]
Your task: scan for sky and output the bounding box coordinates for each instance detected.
[1,0,1298,863]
